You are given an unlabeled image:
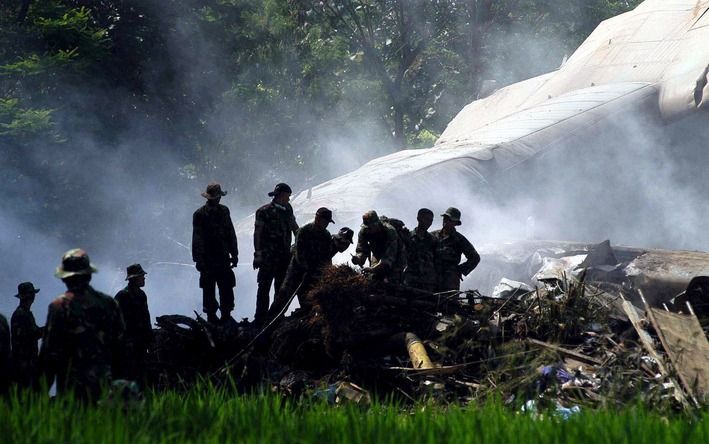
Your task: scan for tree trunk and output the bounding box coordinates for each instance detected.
[17,0,32,23]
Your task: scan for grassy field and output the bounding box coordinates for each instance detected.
[1,385,706,444]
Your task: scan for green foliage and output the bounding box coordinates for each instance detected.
[0,385,706,443]
[0,1,111,148]
[1,50,77,76]
[0,98,57,139]
[0,0,642,213]
[34,7,110,62]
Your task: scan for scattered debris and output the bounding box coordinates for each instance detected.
[146,249,709,411]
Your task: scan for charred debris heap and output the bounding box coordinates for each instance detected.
[151,240,709,411]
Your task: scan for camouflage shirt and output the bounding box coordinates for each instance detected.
[192,202,239,271]
[292,222,333,273]
[115,286,152,352]
[404,228,439,289]
[254,201,299,262]
[11,306,42,365]
[431,228,480,277]
[40,285,126,397]
[355,222,402,270]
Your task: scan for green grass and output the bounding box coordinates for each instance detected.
[0,385,706,444]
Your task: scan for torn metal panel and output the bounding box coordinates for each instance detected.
[625,250,709,305]
[471,240,709,308]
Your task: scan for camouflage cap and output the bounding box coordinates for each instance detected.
[337,227,354,244]
[316,207,335,224]
[125,263,147,281]
[55,248,98,279]
[202,182,227,200]
[361,210,381,227]
[441,207,462,225]
[15,282,40,299]
[268,183,292,197]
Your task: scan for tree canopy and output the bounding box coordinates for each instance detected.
[0,0,641,252]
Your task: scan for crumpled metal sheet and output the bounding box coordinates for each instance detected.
[471,240,709,307]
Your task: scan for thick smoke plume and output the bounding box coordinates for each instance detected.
[2,2,707,325]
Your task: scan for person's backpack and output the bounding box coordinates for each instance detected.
[380,216,409,268]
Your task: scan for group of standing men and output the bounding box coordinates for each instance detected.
[192,182,481,327]
[1,251,153,400]
[192,182,354,326]
[352,207,480,291]
[1,180,481,399]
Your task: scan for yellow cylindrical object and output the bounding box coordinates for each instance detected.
[405,332,434,369]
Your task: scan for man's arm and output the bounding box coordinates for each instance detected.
[287,205,299,236]
[192,211,205,267]
[457,235,481,276]
[225,208,239,266]
[253,208,265,269]
[293,227,307,267]
[32,313,43,340]
[141,293,154,343]
[353,228,370,266]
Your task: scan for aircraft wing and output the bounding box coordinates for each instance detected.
[236,0,709,233]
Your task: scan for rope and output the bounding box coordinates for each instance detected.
[210,277,306,377]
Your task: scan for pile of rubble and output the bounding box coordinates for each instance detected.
[147,241,709,411]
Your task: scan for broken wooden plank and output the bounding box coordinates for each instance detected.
[621,300,670,374]
[642,296,708,406]
[527,338,603,366]
[625,293,691,409]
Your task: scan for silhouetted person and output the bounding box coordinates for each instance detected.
[0,314,9,395]
[192,183,239,323]
[115,264,152,384]
[40,249,126,401]
[331,227,354,258]
[352,210,404,284]
[11,282,43,389]
[269,207,335,317]
[404,208,439,292]
[432,208,480,291]
[253,183,298,326]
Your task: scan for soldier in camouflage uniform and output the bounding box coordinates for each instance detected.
[0,314,9,395]
[253,183,299,326]
[40,249,126,400]
[432,208,480,291]
[11,282,44,389]
[114,264,152,384]
[352,210,405,284]
[268,207,336,317]
[192,183,239,324]
[403,209,439,292]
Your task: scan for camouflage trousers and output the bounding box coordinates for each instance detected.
[268,264,320,321]
[255,255,290,325]
[200,268,236,314]
[123,340,148,387]
[438,269,463,292]
[403,275,436,292]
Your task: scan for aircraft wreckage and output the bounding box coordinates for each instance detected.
[147,1,709,408]
[232,0,709,305]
